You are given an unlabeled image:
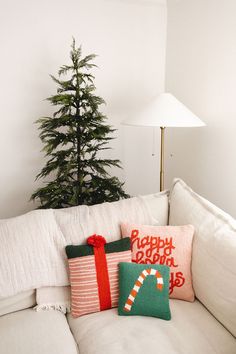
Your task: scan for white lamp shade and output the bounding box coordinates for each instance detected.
[122,93,205,127]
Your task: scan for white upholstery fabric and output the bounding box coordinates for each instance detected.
[169,178,236,337]
[0,209,68,299]
[68,299,236,354]
[0,290,35,317]
[140,190,169,225]
[0,309,78,354]
[53,192,169,246]
[0,195,161,299]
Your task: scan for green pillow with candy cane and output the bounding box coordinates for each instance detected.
[118,262,171,320]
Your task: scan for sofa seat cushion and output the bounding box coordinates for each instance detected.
[0,309,78,354]
[68,299,236,354]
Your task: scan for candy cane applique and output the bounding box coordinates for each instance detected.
[123,268,164,312]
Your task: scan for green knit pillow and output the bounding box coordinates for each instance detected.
[118,262,171,320]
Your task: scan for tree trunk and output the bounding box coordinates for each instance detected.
[76,108,82,204]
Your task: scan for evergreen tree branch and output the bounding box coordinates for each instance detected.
[31,39,129,208]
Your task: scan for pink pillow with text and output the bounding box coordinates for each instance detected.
[121,223,195,302]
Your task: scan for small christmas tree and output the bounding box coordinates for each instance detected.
[31,39,129,208]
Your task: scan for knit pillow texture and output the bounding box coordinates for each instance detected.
[118,262,171,320]
[66,235,131,317]
[121,223,195,302]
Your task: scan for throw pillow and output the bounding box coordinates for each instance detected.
[118,262,171,320]
[121,223,195,302]
[66,235,131,317]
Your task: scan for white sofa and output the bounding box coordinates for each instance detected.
[0,178,236,354]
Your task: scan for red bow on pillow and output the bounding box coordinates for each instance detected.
[87,234,106,248]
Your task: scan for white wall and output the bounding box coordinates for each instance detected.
[165,0,236,217]
[0,0,167,218]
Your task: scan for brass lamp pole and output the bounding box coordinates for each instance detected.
[160,127,165,191]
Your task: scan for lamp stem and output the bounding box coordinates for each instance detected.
[160,127,165,192]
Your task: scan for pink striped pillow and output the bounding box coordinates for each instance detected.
[66,236,131,317]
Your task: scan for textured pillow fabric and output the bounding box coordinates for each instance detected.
[118,262,171,320]
[66,236,131,317]
[0,209,68,300]
[121,223,195,302]
[169,178,236,337]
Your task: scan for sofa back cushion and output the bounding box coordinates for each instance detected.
[54,191,169,245]
[0,209,68,299]
[169,178,236,337]
[0,191,168,303]
[0,290,36,317]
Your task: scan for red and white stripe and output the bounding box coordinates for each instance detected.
[123,268,164,312]
[68,250,131,317]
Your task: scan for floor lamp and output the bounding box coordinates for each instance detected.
[122,93,205,191]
